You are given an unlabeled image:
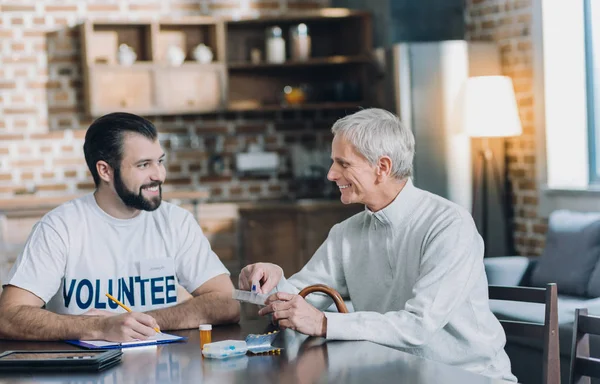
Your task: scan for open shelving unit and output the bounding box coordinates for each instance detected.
[80,9,374,116]
[224,9,373,112]
[80,17,227,117]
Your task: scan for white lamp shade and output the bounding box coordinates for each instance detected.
[463,76,523,138]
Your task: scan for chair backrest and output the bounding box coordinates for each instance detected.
[570,308,600,384]
[489,283,560,384]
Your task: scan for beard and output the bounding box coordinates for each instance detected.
[113,167,162,211]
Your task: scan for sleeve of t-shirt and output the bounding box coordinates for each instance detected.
[5,221,67,304]
[174,210,230,294]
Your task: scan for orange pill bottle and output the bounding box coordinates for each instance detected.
[199,324,212,350]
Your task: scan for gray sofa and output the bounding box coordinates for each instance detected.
[484,210,600,384]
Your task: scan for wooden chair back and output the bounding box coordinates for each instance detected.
[570,308,600,384]
[489,283,560,384]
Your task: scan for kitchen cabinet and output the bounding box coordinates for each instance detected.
[89,66,154,113]
[80,19,227,117]
[80,9,374,116]
[179,202,240,275]
[240,207,300,277]
[154,64,226,114]
[238,201,361,277]
[297,204,363,266]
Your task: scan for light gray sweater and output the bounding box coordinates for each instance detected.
[277,179,517,381]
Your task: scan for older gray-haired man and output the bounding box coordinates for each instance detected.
[239,108,516,381]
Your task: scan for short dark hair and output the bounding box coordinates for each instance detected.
[83,112,158,186]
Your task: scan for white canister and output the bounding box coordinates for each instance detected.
[118,44,137,66]
[265,26,285,63]
[166,45,185,66]
[192,43,214,64]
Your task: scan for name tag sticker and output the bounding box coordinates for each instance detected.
[140,258,176,279]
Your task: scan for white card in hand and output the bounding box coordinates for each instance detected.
[232,289,269,305]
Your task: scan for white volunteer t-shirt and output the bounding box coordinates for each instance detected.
[5,193,229,314]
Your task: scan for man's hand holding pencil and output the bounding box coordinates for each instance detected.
[80,293,161,342]
[99,311,160,342]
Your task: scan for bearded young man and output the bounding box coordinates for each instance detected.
[0,112,239,342]
[239,108,517,381]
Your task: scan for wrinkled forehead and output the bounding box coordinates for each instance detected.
[332,134,364,159]
[120,132,163,164]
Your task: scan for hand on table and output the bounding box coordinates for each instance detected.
[100,312,160,342]
[259,292,327,337]
[239,262,283,294]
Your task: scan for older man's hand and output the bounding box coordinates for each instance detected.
[239,262,283,294]
[258,292,327,337]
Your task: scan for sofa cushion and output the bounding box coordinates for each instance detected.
[530,210,600,296]
[484,256,532,286]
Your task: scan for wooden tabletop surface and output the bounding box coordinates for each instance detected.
[0,317,511,383]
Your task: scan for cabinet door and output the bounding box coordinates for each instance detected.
[155,64,226,113]
[200,218,237,266]
[241,212,300,277]
[299,206,362,265]
[89,67,154,115]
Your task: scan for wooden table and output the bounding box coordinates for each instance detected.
[0,319,511,383]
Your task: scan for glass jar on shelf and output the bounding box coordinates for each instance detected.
[290,23,311,61]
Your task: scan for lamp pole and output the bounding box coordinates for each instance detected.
[481,139,493,258]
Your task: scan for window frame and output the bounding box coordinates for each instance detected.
[534,0,600,216]
[585,0,600,184]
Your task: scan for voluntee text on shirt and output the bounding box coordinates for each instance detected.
[62,275,177,310]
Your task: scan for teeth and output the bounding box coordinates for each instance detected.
[145,185,159,192]
[339,184,350,189]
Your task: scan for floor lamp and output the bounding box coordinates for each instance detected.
[463,76,523,257]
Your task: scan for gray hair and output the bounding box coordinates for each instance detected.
[331,108,415,180]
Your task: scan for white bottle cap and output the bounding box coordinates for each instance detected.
[199,324,212,331]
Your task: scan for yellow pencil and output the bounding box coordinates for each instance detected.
[105,293,160,333]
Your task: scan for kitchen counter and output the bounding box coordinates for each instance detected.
[0,189,210,215]
[0,194,349,215]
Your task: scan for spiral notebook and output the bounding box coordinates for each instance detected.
[66,332,185,349]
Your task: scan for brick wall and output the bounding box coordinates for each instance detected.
[465,0,546,256]
[0,0,335,202]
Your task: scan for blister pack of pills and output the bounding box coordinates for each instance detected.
[232,289,269,306]
[245,331,281,354]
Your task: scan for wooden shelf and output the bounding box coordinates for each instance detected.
[89,62,224,70]
[227,55,371,70]
[227,101,364,112]
[225,11,372,111]
[80,10,373,117]
[224,8,369,25]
